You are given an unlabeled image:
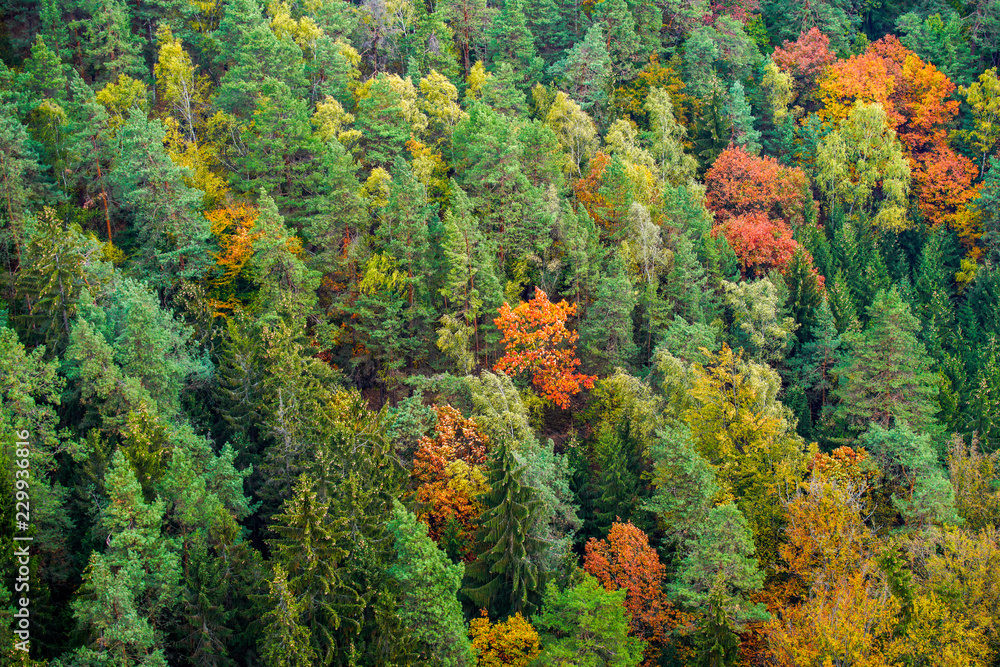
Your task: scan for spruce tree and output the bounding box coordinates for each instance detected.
[268,474,355,665]
[464,437,546,618]
[579,252,638,375]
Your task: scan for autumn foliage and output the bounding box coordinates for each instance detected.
[717,212,798,277]
[573,151,614,230]
[493,288,595,409]
[583,521,682,665]
[468,611,541,667]
[704,147,814,275]
[817,36,978,231]
[772,27,837,93]
[412,406,489,557]
[705,146,813,227]
[206,203,261,286]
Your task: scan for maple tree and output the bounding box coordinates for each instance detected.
[493,288,595,409]
[583,521,682,666]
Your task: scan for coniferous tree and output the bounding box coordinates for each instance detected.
[71,451,181,667]
[579,252,638,375]
[464,436,546,618]
[268,474,354,665]
[724,80,762,155]
[835,287,940,435]
[387,503,473,667]
[108,109,212,289]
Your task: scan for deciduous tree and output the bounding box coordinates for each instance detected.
[493,288,595,409]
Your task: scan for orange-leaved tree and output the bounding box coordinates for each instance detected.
[493,288,595,409]
[205,203,261,315]
[411,405,489,559]
[583,521,683,666]
[715,212,799,278]
[705,146,813,228]
[573,151,614,231]
[817,36,977,233]
[207,203,261,286]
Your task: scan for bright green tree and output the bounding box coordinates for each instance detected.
[268,474,354,665]
[387,502,473,667]
[533,575,645,667]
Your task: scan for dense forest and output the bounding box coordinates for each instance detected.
[2,0,1000,663]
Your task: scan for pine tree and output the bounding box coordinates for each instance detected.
[547,25,612,116]
[247,190,319,320]
[109,109,212,288]
[0,109,46,275]
[75,0,146,85]
[464,437,546,618]
[672,503,768,666]
[533,575,645,667]
[592,0,641,84]
[486,0,543,91]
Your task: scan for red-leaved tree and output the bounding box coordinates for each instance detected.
[584,521,683,666]
[716,212,799,277]
[704,146,816,276]
[705,146,813,228]
[493,289,595,409]
[772,27,837,93]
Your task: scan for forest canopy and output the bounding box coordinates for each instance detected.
[2,0,1000,664]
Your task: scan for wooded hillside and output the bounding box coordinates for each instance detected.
[2,0,1000,664]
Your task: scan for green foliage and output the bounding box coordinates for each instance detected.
[2,2,1000,663]
[464,436,546,618]
[387,502,473,667]
[835,287,940,435]
[71,450,181,666]
[533,575,646,667]
[672,503,768,648]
